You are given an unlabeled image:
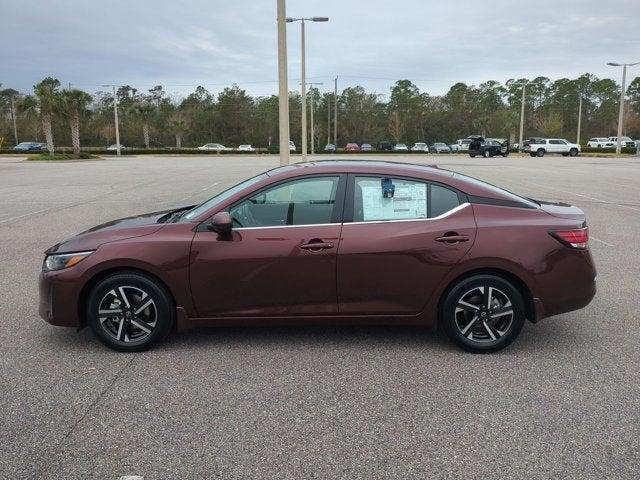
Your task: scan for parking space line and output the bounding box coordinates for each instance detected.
[590,236,614,247]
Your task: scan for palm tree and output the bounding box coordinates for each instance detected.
[130,99,155,148]
[61,89,93,155]
[33,77,61,154]
[169,116,188,148]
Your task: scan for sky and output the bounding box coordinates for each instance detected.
[1,0,639,100]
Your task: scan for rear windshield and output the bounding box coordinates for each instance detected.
[453,173,539,208]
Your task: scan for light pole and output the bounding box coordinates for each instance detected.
[102,84,121,156]
[306,82,323,155]
[334,76,338,149]
[576,93,582,146]
[607,61,640,154]
[10,94,18,145]
[286,16,328,162]
[516,80,544,152]
[277,0,290,165]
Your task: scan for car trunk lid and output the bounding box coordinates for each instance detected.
[536,200,586,222]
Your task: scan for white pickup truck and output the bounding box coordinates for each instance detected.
[526,138,580,157]
[449,138,472,152]
[608,136,636,148]
[586,137,615,148]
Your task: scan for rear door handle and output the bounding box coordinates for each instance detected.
[435,234,470,243]
[300,242,334,251]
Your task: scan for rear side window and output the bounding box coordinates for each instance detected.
[431,184,461,217]
[353,177,462,222]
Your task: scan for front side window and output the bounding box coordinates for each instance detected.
[229,176,340,228]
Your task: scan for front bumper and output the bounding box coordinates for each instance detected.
[38,270,83,327]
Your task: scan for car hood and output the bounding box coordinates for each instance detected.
[44,208,185,254]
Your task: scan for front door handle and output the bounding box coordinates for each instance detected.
[300,241,334,251]
[435,233,470,244]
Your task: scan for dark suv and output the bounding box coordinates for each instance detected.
[377,141,393,152]
[468,136,509,158]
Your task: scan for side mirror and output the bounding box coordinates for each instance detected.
[208,211,232,234]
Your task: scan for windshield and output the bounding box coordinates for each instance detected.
[453,172,539,208]
[182,172,268,221]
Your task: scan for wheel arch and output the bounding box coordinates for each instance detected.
[77,266,177,328]
[436,267,536,324]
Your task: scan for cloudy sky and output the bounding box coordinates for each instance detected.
[1,0,639,99]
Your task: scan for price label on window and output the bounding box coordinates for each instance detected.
[360,180,427,221]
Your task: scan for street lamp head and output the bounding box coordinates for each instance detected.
[285,17,295,23]
[607,62,622,67]
[311,17,329,22]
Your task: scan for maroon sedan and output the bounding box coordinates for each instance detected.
[39,161,596,352]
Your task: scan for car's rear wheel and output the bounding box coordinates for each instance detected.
[87,272,174,352]
[440,275,526,353]
[529,153,536,157]
[536,149,545,157]
[469,154,476,158]
[569,148,578,157]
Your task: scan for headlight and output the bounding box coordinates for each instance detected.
[43,251,94,272]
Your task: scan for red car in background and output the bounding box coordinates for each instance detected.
[39,161,596,353]
[345,143,360,152]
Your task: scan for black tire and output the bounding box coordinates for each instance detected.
[469,154,476,158]
[483,149,491,158]
[562,153,569,157]
[501,152,508,157]
[86,271,174,352]
[536,148,545,157]
[529,153,536,157]
[569,148,578,157]
[439,274,526,353]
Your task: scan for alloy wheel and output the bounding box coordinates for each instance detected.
[98,286,157,343]
[454,286,514,344]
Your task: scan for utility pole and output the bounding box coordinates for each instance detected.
[10,95,18,145]
[300,20,307,161]
[327,93,331,145]
[608,61,640,155]
[333,76,338,149]
[112,86,121,156]
[277,0,290,165]
[576,94,583,146]
[518,81,526,153]
[307,82,323,156]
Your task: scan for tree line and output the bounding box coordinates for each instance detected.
[1,74,640,152]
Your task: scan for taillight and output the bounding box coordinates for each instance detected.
[550,227,589,249]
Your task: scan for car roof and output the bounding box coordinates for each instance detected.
[264,160,528,201]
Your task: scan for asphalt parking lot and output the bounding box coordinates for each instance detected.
[1,153,639,479]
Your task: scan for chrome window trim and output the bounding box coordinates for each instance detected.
[232,203,470,231]
[234,222,340,231]
[346,202,470,226]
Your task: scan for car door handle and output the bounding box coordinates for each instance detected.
[300,241,334,251]
[435,234,469,243]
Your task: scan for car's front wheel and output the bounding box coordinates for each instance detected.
[86,272,174,352]
[569,148,578,157]
[483,150,491,158]
[440,275,526,353]
[536,149,545,157]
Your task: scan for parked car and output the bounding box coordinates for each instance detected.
[449,139,472,152]
[411,142,429,152]
[586,138,615,148]
[237,145,255,152]
[106,144,127,151]
[429,143,451,154]
[289,141,296,152]
[378,141,393,151]
[324,143,336,153]
[198,143,232,151]
[608,136,635,148]
[393,143,409,152]
[13,142,47,152]
[361,143,373,152]
[345,143,360,152]
[468,137,509,158]
[39,160,596,353]
[526,138,580,157]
